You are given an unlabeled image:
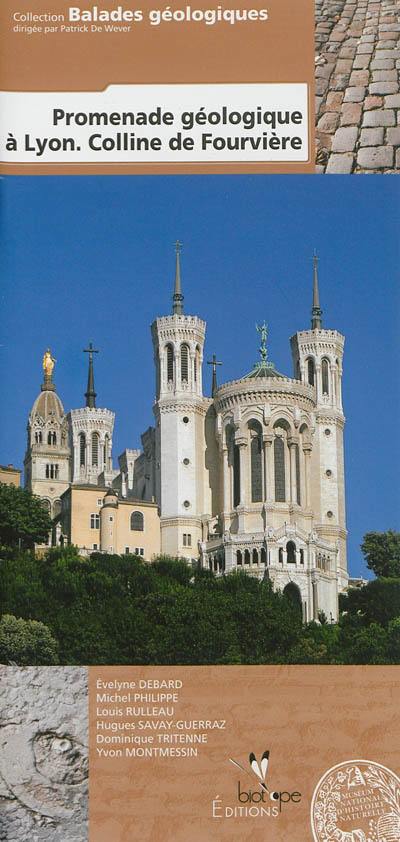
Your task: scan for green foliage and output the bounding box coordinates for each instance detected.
[1,534,399,665]
[0,614,59,665]
[0,483,52,548]
[361,530,400,578]
[0,549,301,665]
[341,578,400,627]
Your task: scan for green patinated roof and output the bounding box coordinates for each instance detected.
[242,361,286,380]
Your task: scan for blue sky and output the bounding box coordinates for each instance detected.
[1,175,399,577]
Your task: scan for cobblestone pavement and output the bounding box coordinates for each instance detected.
[315,0,400,172]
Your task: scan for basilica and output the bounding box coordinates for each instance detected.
[24,247,348,621]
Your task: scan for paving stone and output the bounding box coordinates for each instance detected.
[396,148,400,168]
[377,50,400,59]
[372,69,398,81]
[359,127,385,145]
[335,59,354,72]
[362,108,396,126]
[364,95,384,109]
[370,58,395,69]
[357,43,374,53]
[386,127,400,145]
[326,153,355,173]
[369,81,398,95]
[349,69,370,85]
[332,125,359,151]
[384,94,400,107]
[325,91,345,111]
[330,73,351,90]
[318,112,341,132]
[357,145,394,167]
[316,77,330,96]
[353,54,371,68]
[340,102,363,125]
[344,86,367,102]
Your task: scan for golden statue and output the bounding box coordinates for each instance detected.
[42,349,56,378]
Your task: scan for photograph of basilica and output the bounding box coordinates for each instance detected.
[24,245,347,625]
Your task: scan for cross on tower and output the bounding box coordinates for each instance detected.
[83,342,99,361]
[207,353,222,397]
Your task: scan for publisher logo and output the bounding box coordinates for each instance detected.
[212,750,302,820]
[311,759,400,842]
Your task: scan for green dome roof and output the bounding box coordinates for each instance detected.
[242,361,286,380]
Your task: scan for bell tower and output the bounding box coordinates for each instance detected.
[291,255,347,590]
[69,344,115,487]
[24,350,71,520]
[151,243,207,559]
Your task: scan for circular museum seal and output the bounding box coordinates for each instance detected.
[311,760,400,842]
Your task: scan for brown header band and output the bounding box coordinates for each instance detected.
[0,0,315,174]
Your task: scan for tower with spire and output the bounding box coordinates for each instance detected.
[150,242,209,558]
[24,351,71,520]
[290,254,347,591]
[68,345,116,486]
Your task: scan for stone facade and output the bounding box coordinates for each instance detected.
[139,251,348,622]
[59,485,160,558]
[0,464,21,487]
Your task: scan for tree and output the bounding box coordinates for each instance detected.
[0,483,52,548]
[340,578,400,627]
[0,614,59,665]
[361,531,400,578]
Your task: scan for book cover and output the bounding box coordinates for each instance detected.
[0,1,399,840]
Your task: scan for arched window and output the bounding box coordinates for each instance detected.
[300,549,304,564]
[54,464,59,479]
[252,549,258,565]
[249,422,263,503]
[283,582,302,615]
[236,550,242,566]
[295,443,301,505]
[278,547,284,564]
[286,541,296,563]
[233,444,241,507]
[322,359,330,395]
[274,437,286,502]
[53,499,62,518]
[35,430,42,444]
[130,511,144,531]
[166,344,174,382]
[104,434,109,469]
[194,346,200,383]
[79,433,86,466]
[180,343,189,383]
[47,431,56,446]
[261,547,267,565]
[307,358,315,386]
[244,549,250,565]
[91,432,99,466]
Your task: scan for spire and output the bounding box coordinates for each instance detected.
[311,251,323,330]
[83,343,99,408]
[207,354,222,397]
[172,240,184,315]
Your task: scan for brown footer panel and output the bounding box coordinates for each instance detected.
[89,665,400,841]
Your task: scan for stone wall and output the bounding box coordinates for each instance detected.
[0,667,88,842]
